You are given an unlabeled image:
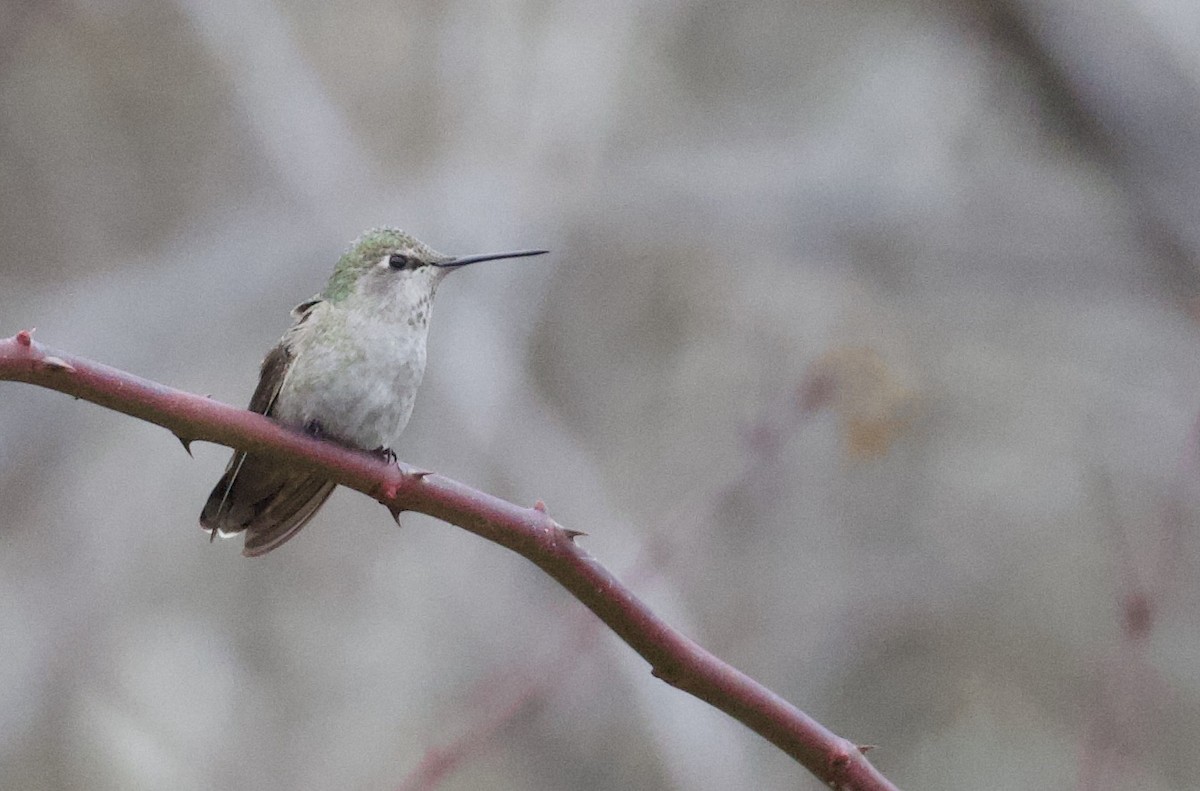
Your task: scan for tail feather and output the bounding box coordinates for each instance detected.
[200,452,336,557]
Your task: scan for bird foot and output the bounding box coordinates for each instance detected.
[373,446,398,465]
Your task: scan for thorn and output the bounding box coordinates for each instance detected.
[533,499,547,513]
[378,480,403,525]
[42,356,75,372]
[857,744,877,754]
[649,662,682,684]
[409,468,433,480]
[560,527,587,542]
[176,435,195,457]
[15,328,34,347]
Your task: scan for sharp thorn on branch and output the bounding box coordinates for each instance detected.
[176,435,195,457]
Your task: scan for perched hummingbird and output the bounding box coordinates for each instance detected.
[199,228,547,556]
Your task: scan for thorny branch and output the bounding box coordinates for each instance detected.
[0,331,900,791]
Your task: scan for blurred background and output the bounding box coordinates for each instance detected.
[3,1,1200,789]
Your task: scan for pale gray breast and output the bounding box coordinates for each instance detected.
[276,311,430,450]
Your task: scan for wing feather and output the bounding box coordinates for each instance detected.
[199,299,338,556]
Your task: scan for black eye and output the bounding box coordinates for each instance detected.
[388,253,416,270]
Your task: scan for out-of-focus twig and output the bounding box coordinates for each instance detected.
[1074,408,1200,790]
[0,331,900,791]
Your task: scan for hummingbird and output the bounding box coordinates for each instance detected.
[199,228,547,556]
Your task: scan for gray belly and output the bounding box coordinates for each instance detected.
[275,333,427,450]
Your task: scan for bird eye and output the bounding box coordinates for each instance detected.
[388,253,414,270]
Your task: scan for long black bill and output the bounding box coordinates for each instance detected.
[434,249,549,268]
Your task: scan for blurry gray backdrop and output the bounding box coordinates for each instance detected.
[4,1,1200,789]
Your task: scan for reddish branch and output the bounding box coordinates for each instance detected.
[0,331,900,791]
